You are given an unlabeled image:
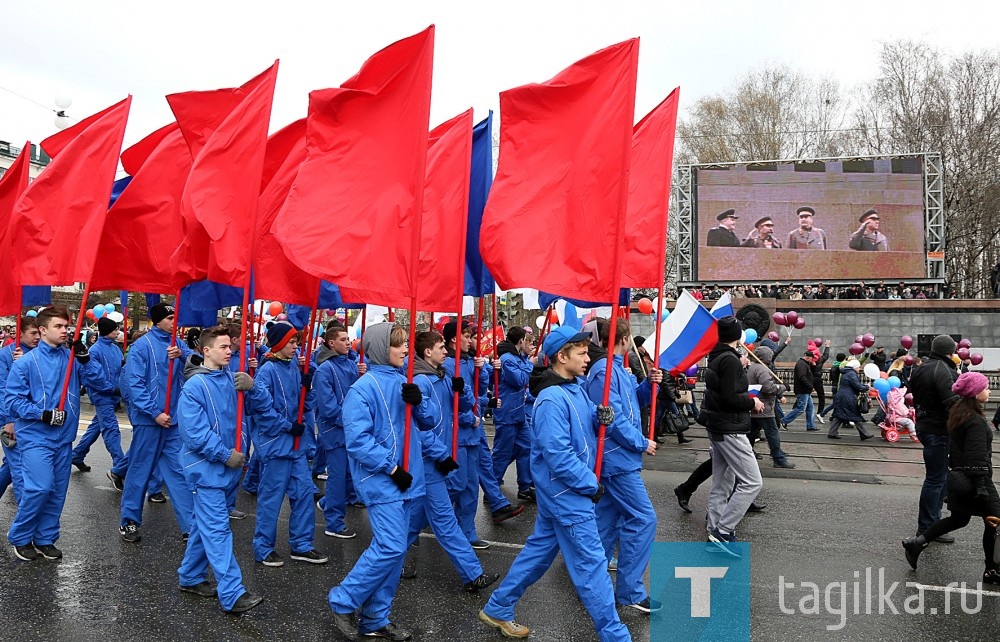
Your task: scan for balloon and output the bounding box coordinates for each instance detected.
[744,328,758,344]
[904,355,915,367]
[103,303,115,313]
[772,312,787,326]
[85,310,96,320]
[880,371,889,379]
[904,393,914,406]
[855,335,864,344]
[267,301,283,316]
[108,312,124,323]
[971,353,984,366]
[863,363,881,379]
[957,347,970,361]
[326,309,337,316]
[536,315,546,329]
[849,343,865,356]
[767,331,780,342]
[93,306,106,319]
[26,310,38,317]
[785,311,798,326]
[861,333,875,348]
[657,310,670,323]
[523,326,533,335]
[813,337,823,347]
[900,335,914,350]
[547,308,559,324]
[794,318,806,330]
[958,338,972,349]
[276,313,287,321]
[873,378,891,394]
[887,376,901,389]
[745,343,755,351]
[685,365,699,377]
[637,298,653,314]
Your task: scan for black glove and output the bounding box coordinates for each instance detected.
[451,376,465,393]
[487,397,499,409]
[225,449,246,469]
[591,483,605,503]
[389,467,413,491]
[289,421,305,437]
[72,339,90,364]
[401,383,422,406]
[596,405,615,426]
[435,457,460,474]
[301,372,313,390]
[42,409,66,427]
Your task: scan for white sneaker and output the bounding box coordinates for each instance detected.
[816,416,826,424]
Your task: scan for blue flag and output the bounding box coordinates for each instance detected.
[318,281,365,310]
[462,112,495,297]
[22,286,51,307]
[538,288,631,311]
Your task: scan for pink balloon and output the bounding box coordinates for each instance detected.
[904,355,915,367]
[772,312,787,327]
[957,347,971,360]
[813,337,823,346]
[958,339,972,349]
[900,335,914,350]
[971,353,984,366]
[276,313,288,321]
[904,393,914,406]
[786,311,799,326]
[767,331,780,342]
[861,333,876,348]
[794,318,806,330]
[849,343,865,355]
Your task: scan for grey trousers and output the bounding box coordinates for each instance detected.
[827,417,873,439]
[706,434,763,536]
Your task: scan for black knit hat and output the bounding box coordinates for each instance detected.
[149,303,174,325]
[717,316,742,343]
[97,317,118,336]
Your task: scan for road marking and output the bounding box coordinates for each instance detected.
[914,583,1000,598]
[417,532,525,551]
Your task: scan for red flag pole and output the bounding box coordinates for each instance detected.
[451,298,465,457]
[232,280,254,453]
[388,309,396,323]
[293,305,319,451]
[491,295,499,398]
[163,290,181,417]
[57,283,93,411]
[14,289,23,348]
[358,307,367,364]
[121,291,129,354]
[623,305,631,368]
[402,296,418,471]
[594,294,622,480]
[472,297,484,414]
[648,289,666,441]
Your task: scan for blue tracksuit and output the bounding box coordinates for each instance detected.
[0,341,33,502]
[477,361,511,513]
[177,363,281,610]
[252,354,316,560]
[314,350,360,533]
[118,327,194,534]
[72,336,126,468]
[493,346,534,492]
[5,340,112,547]
[587,355,657,606]
[328,364,426,636]
[444,350,489,542]
[484,372,629,642]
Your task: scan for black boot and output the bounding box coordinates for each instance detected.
[901,535,928,570]
[674,485,692,514]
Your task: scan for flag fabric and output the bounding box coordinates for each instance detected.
[273,27,434,308]
[554,300,608,330]
[318,282,365,310]
[11,97,132,286]
[538,289,631,311]
[647,290,719,376]
[621,88,680,288]
[747,384,763,398]
[0,143,32,315]
[479,39,639,303]
[710,291,734,319]
[463,112,495,297]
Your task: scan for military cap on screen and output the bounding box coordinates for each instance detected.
[753,216,773,228]
[716,208,738,221]
[796,206,815,216]
[859,208,879,222]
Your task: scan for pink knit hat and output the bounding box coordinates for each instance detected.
[951,371,989,399]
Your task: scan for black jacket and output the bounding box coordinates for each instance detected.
[792,358,814,395]
[947,415,1000,517]
[908,353,959,437]
[700,343,753,435]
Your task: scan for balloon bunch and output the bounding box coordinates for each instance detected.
[862,362,902,401]
[637,297,669,323]
[742,328,758,351]
[955,338,984,366]
[85,302,117,320]
[849,332,876,356]
[772,311,805,337]
[899,335,916,366]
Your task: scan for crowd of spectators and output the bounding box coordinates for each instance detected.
[667,281,958,301]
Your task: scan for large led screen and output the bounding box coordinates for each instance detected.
[694,158,927,282]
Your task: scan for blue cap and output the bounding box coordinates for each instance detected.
[542,326,590,360]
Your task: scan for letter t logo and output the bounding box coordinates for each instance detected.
[675,566,729,617]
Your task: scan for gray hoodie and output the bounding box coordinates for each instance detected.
[747,346,787,418]
[362,322,393,366]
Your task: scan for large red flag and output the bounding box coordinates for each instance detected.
[479,40,638,302]
[11,97,132,286]
[621,88,680,288]
[0,144,32,314]
[168,62,279,288]
[272,27,434,308]
[414,110,473,312]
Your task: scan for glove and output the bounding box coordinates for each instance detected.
[0,431,15,449]
[72,339,90,364]
[301,372,313,390]
[289,421,305,437]
[596,405,615,426]
[591,483,605,504]
[389,467,413,491]
[189,354,204,367]
[225,449,246,469]
[233,372,254,391]
[451,376,465,393]
[435,457,460,474]
[42,409,66,427]
[487,398,499,409]
[401,383,422,406]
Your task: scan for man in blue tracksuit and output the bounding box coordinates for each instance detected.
[222,324,257,520]
[117,303,195,543]
[314,325,366,539]
[252,321,327,567]
[176,326,279,613]
[71,316,126,473]
[0,315,40,503]
[5,305,113,561]
[328,323,426,641]
[587,318,662,614]
[480,326,628,641]
[493,327,535,501]
[405,330,498,592]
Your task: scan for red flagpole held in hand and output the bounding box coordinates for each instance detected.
[293,306,319,451]
[402,297,417,471]
[358,307,367,364]
[593,302,620,480]
[451,302,463,458]
[648,289,666,441]
[58,283,93,411]
[491,295,499,399]
[472,297,484,414]
[163,290,181,417]
[14,289,23,349]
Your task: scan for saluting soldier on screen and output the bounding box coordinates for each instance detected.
[706,209,741,247]
[742,216,782,249]
[848,208,889,251]
[786,206,828,249]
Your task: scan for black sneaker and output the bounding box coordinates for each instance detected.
[773,460,796,469]
[227,591,263,614]
[747,501,767,513]
[147,492,167,504]
[325,527,357,539]
[674,486,692,514]
[259,552,284,567]
[73,461,92,472]
[516,489,536,503]
[362,622,413,640]
[465,572,500,593]
[34,544,63,560]
[119,521,141,543]
[13,544,39,561]
[228,509,247,520]
[491,504,525,524]
[332,611,359,639]
[984,569,1000,585]
[107,470,124,491]
[626,597,663,613]
[178,580,217,598]
[470,539,491,550]
[290,549,329,564]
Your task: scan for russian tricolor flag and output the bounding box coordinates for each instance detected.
[748,384,763,398]
[646,290,719,376]
[710,291,734,319]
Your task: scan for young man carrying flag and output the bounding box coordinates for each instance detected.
[0,315,41,503]
[493,327,536,502]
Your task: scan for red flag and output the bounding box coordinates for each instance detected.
[11,97,132,286]
[621,88,680,288]
[168,62,279,287]
[414,110,473,311]
[0,143,32,314]
[479,40,638,302]
[273,27,434,308]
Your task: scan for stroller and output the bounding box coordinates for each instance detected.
[877,386,919,443]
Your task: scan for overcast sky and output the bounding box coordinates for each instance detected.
[2,0,998,151]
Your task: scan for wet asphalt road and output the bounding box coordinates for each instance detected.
[1,421,999,641]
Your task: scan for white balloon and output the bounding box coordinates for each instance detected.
[863,363,881,380]
[108,312,124,323]
[54,95,73,109]
[536,315,546,329]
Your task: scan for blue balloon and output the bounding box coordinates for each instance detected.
[657,310,670,323]
[873,378,890,394]
[103,303,115,313]
[887,376,901,389]
[93,306,105,319]
[26,309,38,317]
[744,328,758,345]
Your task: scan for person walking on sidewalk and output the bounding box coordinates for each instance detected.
[827,360,874,441]
[781,351,818,431]
[747,346,794,468]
